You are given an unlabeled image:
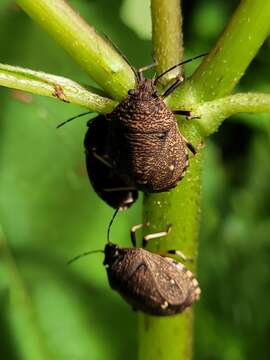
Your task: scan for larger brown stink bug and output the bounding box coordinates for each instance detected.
[68,211,201,316]
[107,56,206,192]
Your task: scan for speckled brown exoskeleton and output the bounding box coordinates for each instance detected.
[68,211,201,316]
[104,224,201,315]
[107,57,203,192]
[58,55,205,205]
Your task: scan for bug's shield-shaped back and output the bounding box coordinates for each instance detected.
[107,247,200,316]
[84,115,138,209]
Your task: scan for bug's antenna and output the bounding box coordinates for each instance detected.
[154,53,208,84]
[107,208,120,243]
[101,32,139,83]
[67,249,104,265]
[57,111,92,129]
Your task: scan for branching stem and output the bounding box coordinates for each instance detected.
[0,63,116,113]
[16,0,135,99]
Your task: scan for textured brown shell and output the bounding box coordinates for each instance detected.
[84,115,138,209]
[108,79,189,192]
[106,247,200,316]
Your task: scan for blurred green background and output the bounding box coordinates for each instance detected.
[0,1,270,359]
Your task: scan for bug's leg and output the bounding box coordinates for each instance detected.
[179,134,197,156]
[173,110,192,117]
[138,63,157,72]
[186,142,197,156]
[173,110,201,120]
[173,111,198,154]
[162,77,184,98]
[130,224,144,247]
[103,187,136,192]
[92,150,113,168]
[137,63,156,80]
[166,249,193,262]
[142,225,172,248]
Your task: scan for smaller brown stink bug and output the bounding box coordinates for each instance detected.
[68,210,201,316]
[84,115,138,210]
[57,113,138,210]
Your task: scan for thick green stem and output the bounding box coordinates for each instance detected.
[151,0,183,83]
[168,0,270,108]
[0,63,116,113]
[139,2,201,360]
[16,0,135,100]
[194,92,270,136]
[140,136,202,360]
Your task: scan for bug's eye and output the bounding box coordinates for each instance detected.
[113,251,124,262]
[156,132,167,139]
[128,89,136,95]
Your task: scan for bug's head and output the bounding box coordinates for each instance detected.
[103,242,121,266]
[128,78,158,100]
[103,208,124,267]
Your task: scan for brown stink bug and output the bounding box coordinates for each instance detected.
[84,115,138,209]
[68,210,201,316]
[58,54,206,204]
[57,113,138,210]
[107,55,206,192]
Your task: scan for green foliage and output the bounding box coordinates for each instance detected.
[0,1,270,360]
[0,2,141,359]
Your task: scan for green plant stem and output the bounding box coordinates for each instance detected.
[151,0,183,83]
[140,140,202,360]
[194,92,270,136]
[0,63,116,113]
[16,0,135,100]
[169,0,270,108]
[139,2,202,360]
